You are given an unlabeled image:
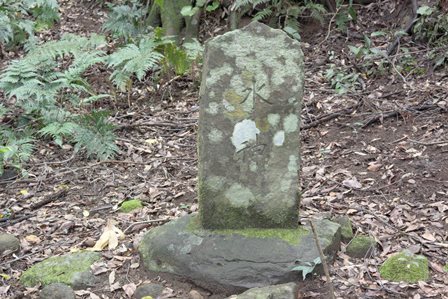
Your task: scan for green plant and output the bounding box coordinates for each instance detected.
[0,34,117,173]
[232,0,326,40]
[291,257,321,280]
[348,33,389,76]
[107,34,166,91]
[0,0,59,47]
[0,105,34,175]
[108,29,203,90]
[413,5,448,69]
[102,0,151,42]
[334,0,357,32]
[180,0,220,17]
[325,63,360,94]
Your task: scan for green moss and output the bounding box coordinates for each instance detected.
[198,179,299,229]
[379,250,429,283]
[120,199,143,213]
[332,216,353,242]
[20,251,100,287]
[443,264,448,272]
[346,235,375,258]
[187,214,307,245]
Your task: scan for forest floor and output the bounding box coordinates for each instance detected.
[1,0,447,298]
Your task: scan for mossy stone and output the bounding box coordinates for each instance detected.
[332,216,353,242]
[444,264,448,272]
[120,199,143,213]
[187,213,308,245]
[346,235,376,258]
[379,250,429,283]
[0,233,20,254]
[39,283,75,299]
[20,251,100,287]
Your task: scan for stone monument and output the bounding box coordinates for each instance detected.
[139,22,341,294]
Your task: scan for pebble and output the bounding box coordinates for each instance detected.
[0,233,20,254]
[134,283,164,299]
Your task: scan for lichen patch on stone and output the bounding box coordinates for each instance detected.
[231,119,260,152]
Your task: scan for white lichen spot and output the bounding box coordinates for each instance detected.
[206,102,219,115]
[206,63,233,86]
[273,130,285,146]
[288,97,297,104]
[178,234,203,255]
[206,176,225,191]
[280,179,290,192]
[231,119,260,152]
[283,114,299,133]
[267,113,280,127]
[225,183,254,208]
[208,128,223,143]
[250,161,257,172]
[209,91,215,98]
[288,155,298,172]
[223,99,235,112]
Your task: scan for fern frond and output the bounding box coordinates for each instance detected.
[73,111,118,160]
[253,8,273,21]
[108,37,164,90]
[39,121,78,146]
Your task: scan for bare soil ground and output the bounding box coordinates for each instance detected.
[1,1,447,298]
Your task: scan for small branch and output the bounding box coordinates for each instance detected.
[310,220,336,299]
[408,139,448,146]
[123,218,170,234]
[361,104,440,128]
[118,121,196,130]
[30,189,68,210]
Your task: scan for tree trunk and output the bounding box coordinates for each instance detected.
[147,0,199,43]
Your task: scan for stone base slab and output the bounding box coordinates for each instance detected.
[139,214,340,293]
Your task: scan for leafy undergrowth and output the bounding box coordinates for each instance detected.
[1,1,448,298]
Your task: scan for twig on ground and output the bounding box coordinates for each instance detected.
[361,104,440,128]
[408,139,448,146]
[123,218,170,234]
[30,189,68,210]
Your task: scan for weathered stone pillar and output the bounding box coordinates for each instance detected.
[197,22,304,229]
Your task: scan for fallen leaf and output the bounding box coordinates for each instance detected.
[122,283,136,297]
[422,231,436,242]
[367,163,382,172]
[89,219,125,251]
[109,270,115,285]
[342,177,362,189]
[25,235,41,245]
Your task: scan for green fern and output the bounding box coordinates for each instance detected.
[0,128,34,175]
[108,36,165,91]
[0,33,117,171]
[102,0,151,41]
[73,111,118,160]
[0,0,59,47]
[0,34,108,111]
